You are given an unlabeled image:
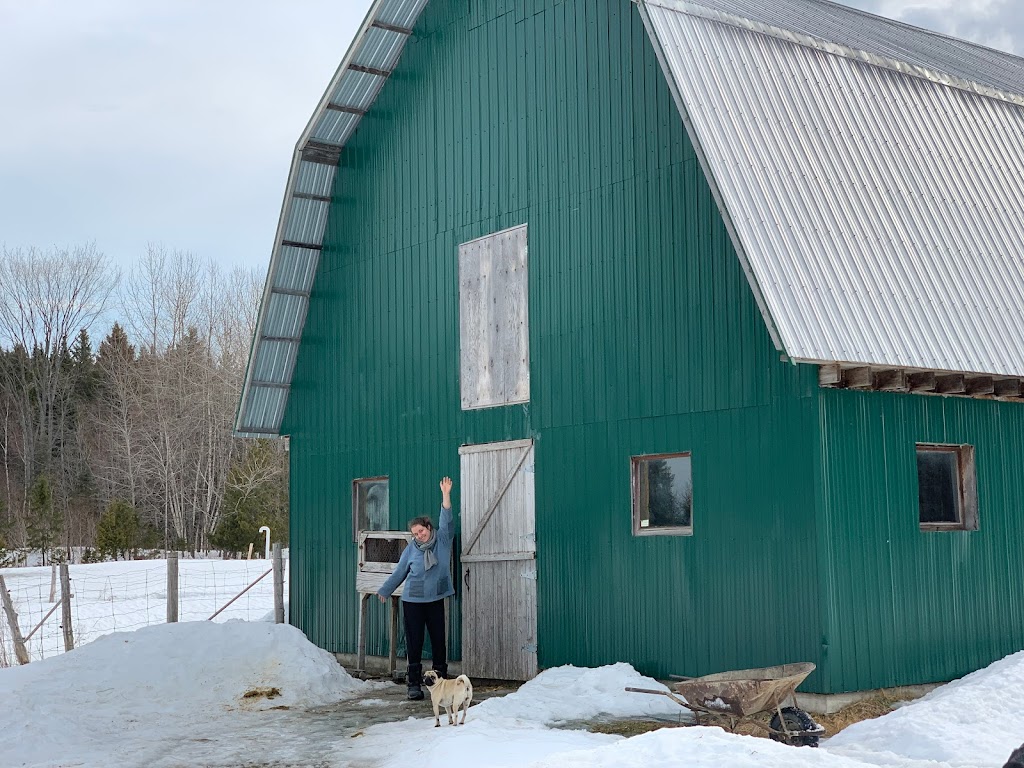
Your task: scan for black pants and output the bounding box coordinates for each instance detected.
[403,599,447,682]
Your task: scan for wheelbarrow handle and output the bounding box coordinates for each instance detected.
[669,674,696,681]
[624,687,691,710]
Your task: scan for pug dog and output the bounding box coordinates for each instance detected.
[421,670,473,727]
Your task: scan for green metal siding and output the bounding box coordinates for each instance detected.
[818,389,1024,693]
[283,0,827,687]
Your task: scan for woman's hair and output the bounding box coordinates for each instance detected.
[408,515,433,532]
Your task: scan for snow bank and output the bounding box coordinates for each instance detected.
[1,621,372,767]
[471,662,685,724]
[528,725,870,768]
[2,620,366,712]
[824,650,1024,768]
[347,664,686,768]
[369,717,619,768]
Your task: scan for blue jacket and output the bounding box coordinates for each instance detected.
[377,506,456,603]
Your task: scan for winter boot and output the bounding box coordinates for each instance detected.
[431,662,449,679]
[406,663,424,700]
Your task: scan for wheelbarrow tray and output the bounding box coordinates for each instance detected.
[674,662,815,717]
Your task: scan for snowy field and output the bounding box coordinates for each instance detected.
[1,559,1023,768]
[0,557,285,664]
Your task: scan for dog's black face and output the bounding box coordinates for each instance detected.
[422,670,440,688]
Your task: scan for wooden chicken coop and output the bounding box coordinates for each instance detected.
[355,530,412,678]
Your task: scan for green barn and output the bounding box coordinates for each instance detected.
[236,0,1024,696]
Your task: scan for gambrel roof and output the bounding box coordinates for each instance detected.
[236,0,1024,436]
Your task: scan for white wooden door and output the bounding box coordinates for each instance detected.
[459,439,537,680]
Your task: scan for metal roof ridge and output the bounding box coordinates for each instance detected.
[640,0,1024,109]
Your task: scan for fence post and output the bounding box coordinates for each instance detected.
[59,563,74,652]
[0,575,30,664]
[167,551,179,623]
[49,563,57,602]
[272,543,284,624]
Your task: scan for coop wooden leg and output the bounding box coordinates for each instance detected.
[356,593,369,677]
[389,596,399,677]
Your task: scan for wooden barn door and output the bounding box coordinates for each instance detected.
[459,439,537,680]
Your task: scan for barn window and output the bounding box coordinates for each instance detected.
[632,453,693,536]
[458,224,529,410]
[353,477,390,542]
[916,444,977,531]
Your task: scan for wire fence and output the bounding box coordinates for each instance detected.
[0,556,288,666]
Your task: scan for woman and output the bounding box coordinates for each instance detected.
[377,476,456,700]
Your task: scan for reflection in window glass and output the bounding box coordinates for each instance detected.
[915,443,978,531]
[917,449,960,524]
[353,478,389,541]
[633,454,693,534]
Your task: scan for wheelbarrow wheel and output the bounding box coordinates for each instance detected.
[769,707,822,747]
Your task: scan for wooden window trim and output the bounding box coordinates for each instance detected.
[631,451,694,537]
[917,444,978,532]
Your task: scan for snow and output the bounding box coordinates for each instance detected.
[0,557,285,662]
[470,662,686,723]
[2,622,377,767]
[825,650,1024,768]
[2,559,1023,767]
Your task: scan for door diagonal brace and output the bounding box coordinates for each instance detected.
[463,445,532,556]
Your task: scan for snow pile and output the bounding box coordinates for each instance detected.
[360,663,688,768]
[471,662,685,723]
[527,726,870,768]
[1,621,372,767]
[371,717,620,768]
[824,650,1024,768]
[3,621,366,712]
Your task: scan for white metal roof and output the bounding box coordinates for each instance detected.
[638,0,1024,376]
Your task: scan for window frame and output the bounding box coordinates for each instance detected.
[352,476,390,542]
[916,443,978,532]
[631,451,694,537]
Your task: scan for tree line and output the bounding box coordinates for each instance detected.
[0,243,287,564]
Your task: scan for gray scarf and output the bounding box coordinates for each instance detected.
[415,530,438,570]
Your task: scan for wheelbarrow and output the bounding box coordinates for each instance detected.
[626,662,825,747]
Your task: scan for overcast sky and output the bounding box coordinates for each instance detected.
[0,0,1019,274]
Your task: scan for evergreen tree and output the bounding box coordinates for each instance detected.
[71,328,99,404]
[25,474,61,564]
[210,440,288,556]
[95,499,140,560]
[96,323,136,372]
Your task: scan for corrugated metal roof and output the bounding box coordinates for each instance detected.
[639,0,1024,377]
[672,0,1024,97]
[234,0,430,438]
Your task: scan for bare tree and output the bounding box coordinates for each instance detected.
[117,251,266,552]
[0,242,274,557]
[0,244,117,520]
[121,244,201,355]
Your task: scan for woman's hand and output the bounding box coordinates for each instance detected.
[377,594,386,603]
[440,476,453,509]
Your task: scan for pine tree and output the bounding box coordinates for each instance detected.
[210,440,288,556]
[71,328,99,404]
[25,474,61,565]
[95,499,140,560]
